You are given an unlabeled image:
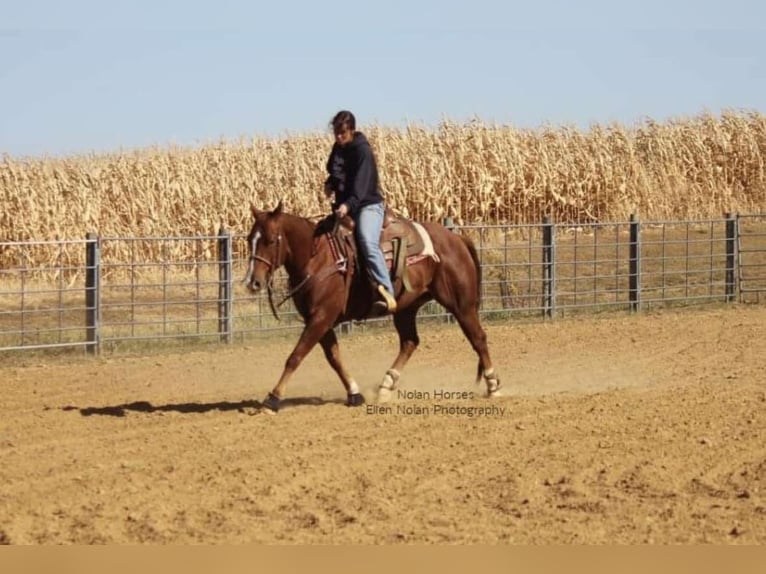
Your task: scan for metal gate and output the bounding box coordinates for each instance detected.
[737,214,766,303]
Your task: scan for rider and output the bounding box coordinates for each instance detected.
[324,110,397,315]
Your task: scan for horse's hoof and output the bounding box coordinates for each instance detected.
[262,392,281,413]
[347,393,366,407]
[377,369,400,404]
[377,386,394,404]
[486,381,502,399]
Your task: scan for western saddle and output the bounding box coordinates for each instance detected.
[320,208,427,297]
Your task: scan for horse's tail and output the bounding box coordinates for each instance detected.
[459,233,482,311]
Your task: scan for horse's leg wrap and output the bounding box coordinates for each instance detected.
[377,368,401,403]
[483,368,501,398]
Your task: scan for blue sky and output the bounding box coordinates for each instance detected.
[2,0,765,157]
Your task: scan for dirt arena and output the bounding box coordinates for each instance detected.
[1,305,765,544]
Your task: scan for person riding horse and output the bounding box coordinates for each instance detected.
[324,110,397,315]
[243,111,501,413]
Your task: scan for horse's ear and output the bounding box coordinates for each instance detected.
[250,202,259,219]
[273,199,283,216]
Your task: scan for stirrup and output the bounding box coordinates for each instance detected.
[376,285,397,313]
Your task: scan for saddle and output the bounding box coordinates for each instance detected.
[378,210,426,292]
[319,208,432,296]
[380,209,425,260]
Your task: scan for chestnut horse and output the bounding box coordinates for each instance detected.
[243,201,501,413]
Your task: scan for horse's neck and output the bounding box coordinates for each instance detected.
[282,215,315,281]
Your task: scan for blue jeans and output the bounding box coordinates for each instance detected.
[354,202,394,295]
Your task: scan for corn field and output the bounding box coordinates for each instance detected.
[1,110,765,269]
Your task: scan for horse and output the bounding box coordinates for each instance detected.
[243,200,501,413]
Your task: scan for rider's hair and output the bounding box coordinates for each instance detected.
[330,110,356,133]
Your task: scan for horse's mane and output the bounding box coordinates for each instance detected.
[303,214,325,225]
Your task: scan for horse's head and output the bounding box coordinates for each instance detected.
[244,200,286,294]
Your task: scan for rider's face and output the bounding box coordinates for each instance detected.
[334,126,354,146]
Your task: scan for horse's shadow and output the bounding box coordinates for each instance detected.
[62,396,346,417]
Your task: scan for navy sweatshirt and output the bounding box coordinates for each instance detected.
[325,131,384,216]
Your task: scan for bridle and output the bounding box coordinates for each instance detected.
[243,229,285,320]
[253,237,281,273]
[244,230,281,281]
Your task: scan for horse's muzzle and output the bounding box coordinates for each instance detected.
[247,279,263,294]
[242,260,264,294]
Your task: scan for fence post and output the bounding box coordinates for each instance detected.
[217,228,233,343]
[725,212,738,302]
[542,215,555,318]
[629,213,641,312]
[85,233,100,355]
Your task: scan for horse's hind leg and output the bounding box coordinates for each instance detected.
[451,305,501,398]
[377,305,423,403]
[319,329,365,407]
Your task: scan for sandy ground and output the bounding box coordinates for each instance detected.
[0,304,765,544]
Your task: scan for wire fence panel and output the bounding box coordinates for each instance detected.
[0,238,93,351]
[97,235,228,350]
[738,214,766,303]
[1,214,765,355]
[454,216,739,316]
[639,219,731,307]
[458,223,546,319]
[547,222,634,313]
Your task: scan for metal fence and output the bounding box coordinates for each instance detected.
[2,214,765,355]
[466,214,741,318]
[737,214,766,303]
[0,238,94,352]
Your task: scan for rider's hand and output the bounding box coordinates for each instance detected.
[335,204,349,218]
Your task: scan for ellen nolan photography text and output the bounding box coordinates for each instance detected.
[366,389,507,418]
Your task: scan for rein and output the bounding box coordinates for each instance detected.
[267,261,344,321]
[271,274,311,311]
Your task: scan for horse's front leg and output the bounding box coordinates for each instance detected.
[261,314,333,414]
[319,329,365,407]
